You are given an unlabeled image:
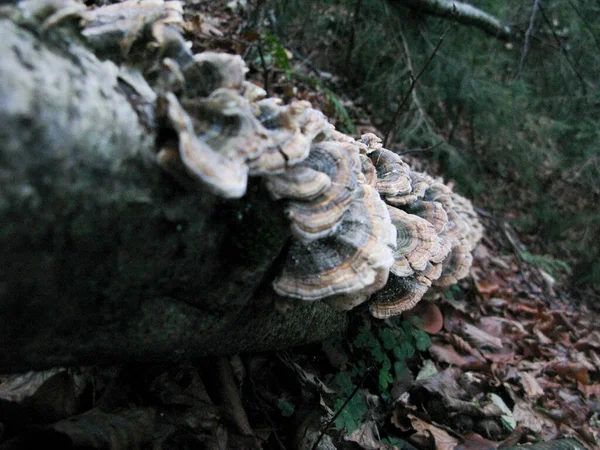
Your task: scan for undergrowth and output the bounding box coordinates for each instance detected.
[327,316,431,435]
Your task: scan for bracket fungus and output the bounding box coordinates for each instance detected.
[284,141,362,242]
[387,205,442,277]
[153,34,482,318]
[272,184,395,301]
[369,148,412,198]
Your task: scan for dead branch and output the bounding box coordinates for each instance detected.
[389,0,513,41]
[537,2,588,92]
[515,0,540,80]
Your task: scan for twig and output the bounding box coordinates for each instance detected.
[383,24,451,147]
[567,0,600,53]
[311,367,373,450]
[515,0,540,80]
[397,140,444,156]
[257,39,270,97]
[345,0,362,72]
[537,2,588,92]
[397,26,435,137]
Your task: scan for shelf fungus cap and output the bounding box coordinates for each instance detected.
[369,149,412,197]
[285,141,361,241]
[359,154,378,188]
[163,92,246,197]
[434,238,473,288]
[264,166,331,201]
[248,99,312,175]
[385,170,433,206]
[273,185,395,301]
[323,264,389,311]
[163,89,271,198]
[450,193,483,250]
[242,81,267,102]
[331,130,359,144]
[185,52,248,96]
[403,200,449,235]
[292,101,335,142]
[369,274,431,319]
[359,133,383,154]
[417,261,443,282]
[387,205,441,277]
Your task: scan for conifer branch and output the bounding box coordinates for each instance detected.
[383,24,450,147]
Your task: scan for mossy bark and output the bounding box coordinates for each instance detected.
[0,18,347,372]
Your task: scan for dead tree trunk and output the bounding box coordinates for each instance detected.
[0,17,346,372]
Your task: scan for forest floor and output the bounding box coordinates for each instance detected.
[0,1,599,449]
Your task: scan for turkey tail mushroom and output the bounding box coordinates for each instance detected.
[272,184,395,302]
[283,141,362,242]
[149,36,482,318]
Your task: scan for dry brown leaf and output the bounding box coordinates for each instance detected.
[199,14,224,37]
[403,301,444,334]
[476,280,500,296]
[0,368,65,403]
[578,382,600,399]
[589,349,600,369]
[429,344,469,367]
[519,372,544,399]
[550,359,590,384]
[345,421,388,450]
[445,333,483,359]
[461,323,504,350]
[408,414,459,450]
[456,432,498,450]
[512,401,556,440]
[480,317,526,338]
[573,351,597,372]
[533,327,553,345]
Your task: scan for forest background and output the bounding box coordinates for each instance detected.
[265,0,600,301]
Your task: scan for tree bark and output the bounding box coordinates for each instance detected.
[0,18,347,372]
[390,0,513,41]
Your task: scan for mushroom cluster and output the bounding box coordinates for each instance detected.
[146,17,481,317]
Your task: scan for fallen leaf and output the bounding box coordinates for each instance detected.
[404,301,444,334]
[199,14,224,37]
[345,420,383,450]
[519,372,544,399]
[51,408,156,449]
[462,323,504,350]
[0,368,65,403]
[476,280,499,296]
[445,334,484,359]
[512,401,556,440]
[429,344,469,367]
[549,359,590,384]
[456,432,498,450]
[416,360,438,380]
[408,414,459,450]
[578,382,600,399]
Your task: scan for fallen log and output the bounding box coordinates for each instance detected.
[0,14,346,372]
